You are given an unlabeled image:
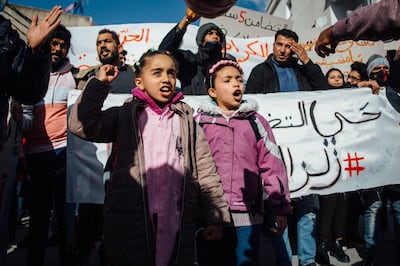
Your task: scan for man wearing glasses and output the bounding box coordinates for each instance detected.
[346,62,368,87]
[345,60,381,95]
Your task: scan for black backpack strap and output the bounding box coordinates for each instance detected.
[247,114,262,141]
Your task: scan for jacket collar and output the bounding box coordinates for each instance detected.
[267,53,299,68]
[131,88,184,115]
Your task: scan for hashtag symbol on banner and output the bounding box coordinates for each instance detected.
[343,152,365,177]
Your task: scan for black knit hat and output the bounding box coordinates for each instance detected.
[195,23,225,46]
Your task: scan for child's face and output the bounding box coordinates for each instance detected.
[135,54,177,108]
[208,65,244,111]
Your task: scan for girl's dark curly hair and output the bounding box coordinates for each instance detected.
[133,49,178,76]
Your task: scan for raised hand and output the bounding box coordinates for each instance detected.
[185,7,200,23]
[289,40,310,65]
[27,6,63,54]
[314,26,339,58]
[98,64,119,84]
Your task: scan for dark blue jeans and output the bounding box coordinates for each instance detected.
[362,186,400,260]
[197,224,261,266]
[26,148,68,266]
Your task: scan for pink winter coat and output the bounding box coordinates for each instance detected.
[195,99,291,217]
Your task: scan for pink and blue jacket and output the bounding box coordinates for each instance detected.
[195,98,291,216]
[23,59,77,154]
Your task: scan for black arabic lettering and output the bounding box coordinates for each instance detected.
[280,146,294,178]
[310,100,381,137]
[223,12,239,20]
[290,148,342,193]
[310,157,342,190]
[220,26,228,37]
[270,101,307,129]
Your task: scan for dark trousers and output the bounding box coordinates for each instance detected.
[317,193,349,241]
[26,148,68,266]
[346,191,362,239]
[76,203,103,256]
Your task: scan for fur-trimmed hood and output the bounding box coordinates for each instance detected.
[197,98,258,118]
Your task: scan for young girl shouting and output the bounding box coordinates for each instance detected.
[195,59,291,265]
[69,49,230,266]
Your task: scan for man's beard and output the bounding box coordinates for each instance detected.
[100,50,118,65]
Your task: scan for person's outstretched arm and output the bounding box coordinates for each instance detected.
[158,7,199,53]
[315,0,400,57]
[26,6,63,54]
[13,6,63,104]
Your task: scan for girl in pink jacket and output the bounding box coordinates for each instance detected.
[69,50,230,266]
[195,59,291,265]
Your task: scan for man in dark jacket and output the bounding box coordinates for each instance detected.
[245,29,328,266]
[0,6,62,265]
[0,6,62,151]
[158,8,227,95]
[246,29,327,94]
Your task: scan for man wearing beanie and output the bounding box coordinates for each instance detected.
[345,55,388,94]
[159,7,233,95]
[361,54,400,266]
[366,54,390,86]
[22,24,77,266]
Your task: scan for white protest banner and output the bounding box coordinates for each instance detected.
[67,87,400,203]
[67,22,387,84]
[200,5,293,38]
[66,93,131,204]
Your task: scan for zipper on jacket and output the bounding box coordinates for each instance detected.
[173,107,188,265]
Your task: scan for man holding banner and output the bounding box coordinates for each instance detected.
[246,28,328,266]
[358,54,400,266]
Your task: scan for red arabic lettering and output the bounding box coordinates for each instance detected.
[238,10,246,23]
[226,39,240,52]
[238,40,269,63]
[119,28,150,46]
